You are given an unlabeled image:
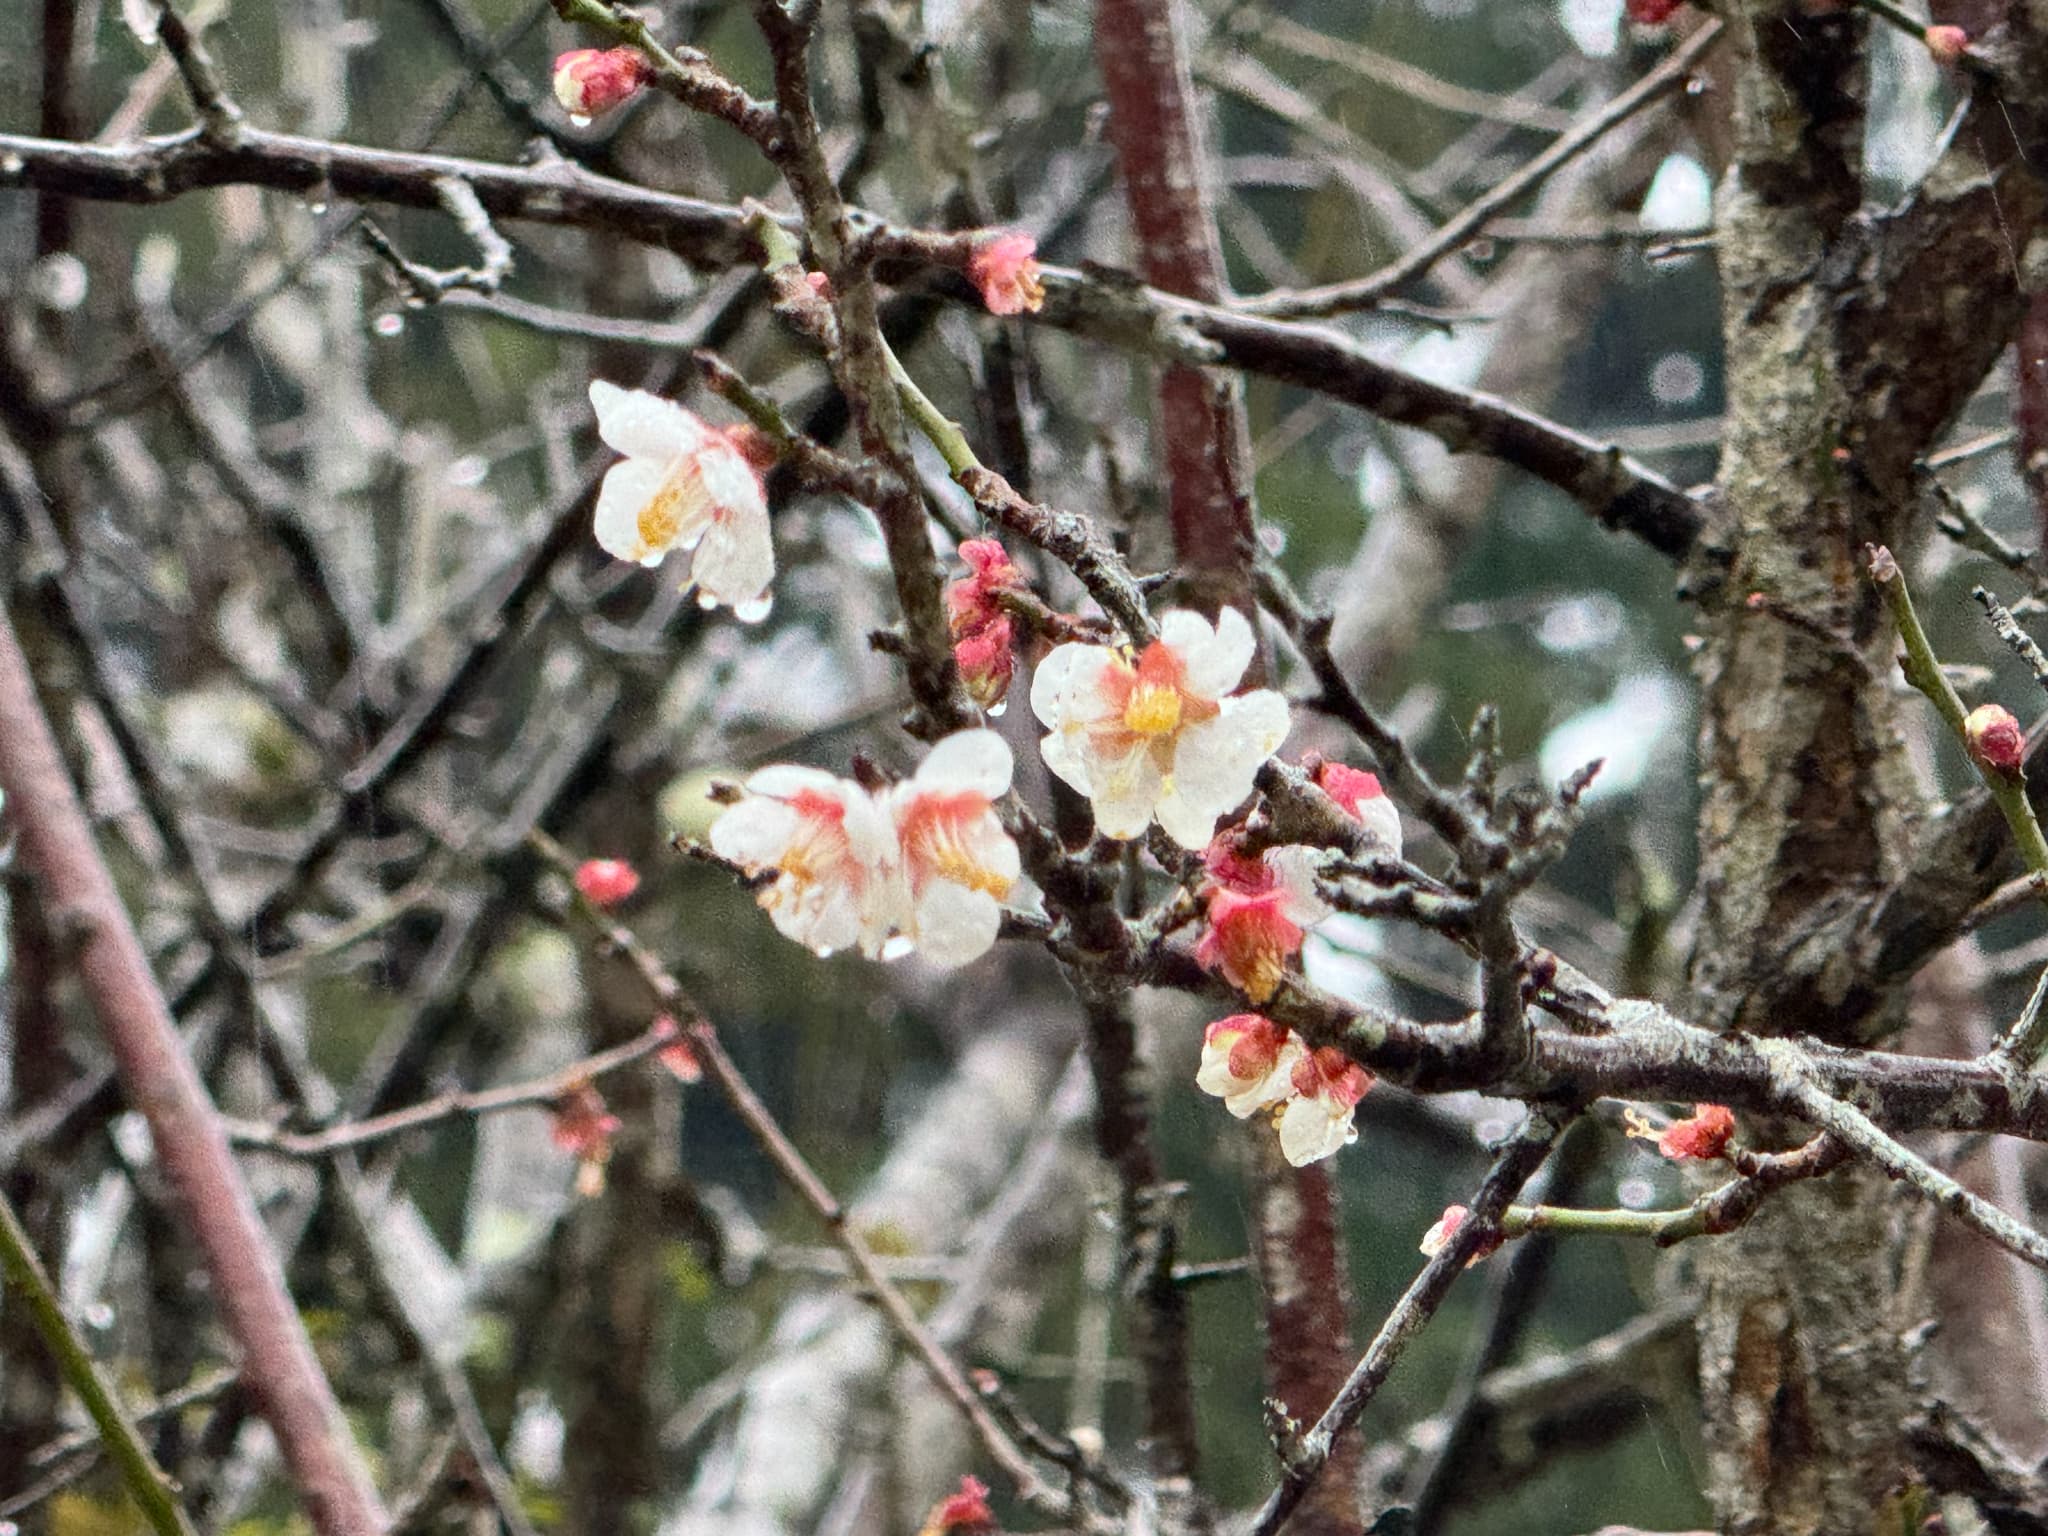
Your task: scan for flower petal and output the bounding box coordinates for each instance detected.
[592,459,674,566]
[1087,741,1165,839]
[1156,689,1291,846]
[1030,643,1117,727]
[1176,606,1257,701]
[589,379,706,462]
[911,882,1002,967]
[1277,1096,1357,1166]
[707,797,799,869]
[914,728,1014,798]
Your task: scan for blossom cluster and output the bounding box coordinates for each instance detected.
[709,729,1022,967]
[1195,1014,1373,1166]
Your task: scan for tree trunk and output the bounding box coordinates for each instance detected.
[1690,8,1919,1530]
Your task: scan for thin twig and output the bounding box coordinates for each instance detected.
[1237,21,1724,318]
[1246,1109,1570,1536]
[524,828,1073,1522]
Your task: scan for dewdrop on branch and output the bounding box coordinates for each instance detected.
[1031,606,1290,848]
[588,379,776,622]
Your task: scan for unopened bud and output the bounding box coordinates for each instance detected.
[553,47,653,117]
[1966,703,2027,779]
[574,857,642,907]
[1923,24,1969,65]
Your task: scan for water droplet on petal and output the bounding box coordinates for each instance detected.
[986,699,1007,718]
[733,595,773,624]
[812,945,836,959]
[374,312,404,337]
[697,590,718,610]
[569,112,592,128]
[881,934,915,961]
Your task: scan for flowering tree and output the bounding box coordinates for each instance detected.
[8,2,2048,1535]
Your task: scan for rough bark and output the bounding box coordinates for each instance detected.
[1688,8,2017,1530]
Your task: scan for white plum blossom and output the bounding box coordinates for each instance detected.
[1030,607,1290,847]
[708,766,897,958]
[1195,1014,1305,1119]
[709,732,1022,969]
[589,379,775,621]
[884,729,1021,967]
[1276,1045,1374,1167]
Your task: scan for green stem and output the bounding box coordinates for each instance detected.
[0,1188,197,1536]
[1872,547,2048,1062]
[744,208,984,480]
[1504,1202,1707,1244]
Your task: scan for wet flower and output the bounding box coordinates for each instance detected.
[1625,1103,1737,1162]
[1923,23,1969,64]
[1419,1204,1503,1266]
[708,766,898,958]
[1965,703,2026,779]
[1313,761,1403,858]
[551,1082,622,1196]
[589,379,775,621]
[573,857,640,908]
[553,47,653,117]
[884,730,1021,967]
[967,232,1045,316]
[1195,1013,1306,1119]
[1031,607,1291,847]
[1277,1046,1373,1166]
[947,539,1025,710]
[1193,841,1330,1004]
[919,1475,996,1536]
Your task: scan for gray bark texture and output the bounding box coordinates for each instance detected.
[1692,4,2048,1529]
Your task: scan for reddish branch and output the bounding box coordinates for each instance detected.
[0,602,389,1536]
[1092,1,1356,1528]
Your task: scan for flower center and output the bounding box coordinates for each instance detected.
[636,474,687,554]
[1123,682,1183,738]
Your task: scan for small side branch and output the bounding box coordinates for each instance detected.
[1247,1109,1570,1536]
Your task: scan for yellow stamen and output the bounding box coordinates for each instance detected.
[636,478,686,555]
[1123,683,1183,738]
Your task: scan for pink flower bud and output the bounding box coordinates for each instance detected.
[920,1475,995,1536]
[1923,24,1969,64]
[553,47,654,118]
[551,1082,623,1195]
[574,857,642,908]
[650,1017,703,1082]
[1419,1204,1503,1266]
[966,232,1045,316]
[955,621,1016,710]
[1624,0,1684,21]
[1965,703,2027,779]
